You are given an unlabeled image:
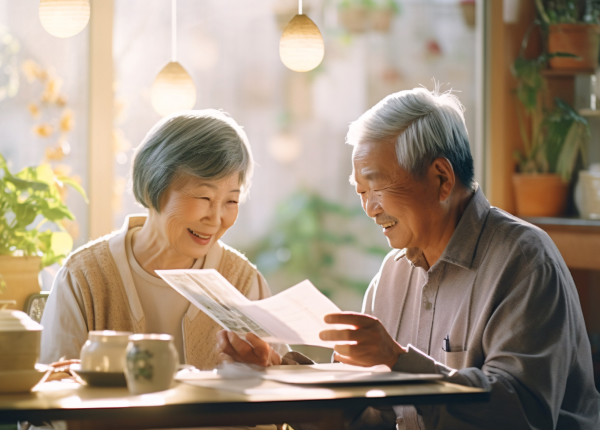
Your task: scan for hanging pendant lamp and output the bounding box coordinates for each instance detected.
[39,0,90,38]
[279,0,324,72]
[151,0,197,117]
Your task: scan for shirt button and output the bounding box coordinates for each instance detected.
[424,301,432,310]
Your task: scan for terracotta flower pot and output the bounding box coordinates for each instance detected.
[369,8,394,32]
[459,0,476,29]
[548,23,600,71]
[512,173,569,217]
[338,6,369,33]
[0,256,41,312]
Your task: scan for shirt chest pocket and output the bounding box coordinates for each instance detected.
[442,349,468,369]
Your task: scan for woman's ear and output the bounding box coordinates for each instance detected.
[429,157,455,202]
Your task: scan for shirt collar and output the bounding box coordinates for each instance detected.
[438,184,490,271]
[394,247,430,271]
[393,184,490,272]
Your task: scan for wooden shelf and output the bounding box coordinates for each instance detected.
[579,109,600,117]
[526,217,600,270]
[542,68,595,77]
[524,216,600,228]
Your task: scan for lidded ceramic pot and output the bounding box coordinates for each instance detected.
[80,330,132,373]
[124,334,179,394]
[0,301,43,371]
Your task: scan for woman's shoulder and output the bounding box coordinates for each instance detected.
[218,241,256,269]
[62,231,118,271]
[216,241,259,295]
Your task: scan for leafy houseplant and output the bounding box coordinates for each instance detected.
[511,24,590,217]
[0,153,86,310]
[535,0,600,70]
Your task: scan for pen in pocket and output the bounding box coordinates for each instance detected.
[443,334,450,352]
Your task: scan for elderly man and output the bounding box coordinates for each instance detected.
[218,87,600,429]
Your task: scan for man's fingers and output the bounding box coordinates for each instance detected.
[324,312,379,327]
[333,343,362,357]
[319,328,368,342]
[332,352,360,367]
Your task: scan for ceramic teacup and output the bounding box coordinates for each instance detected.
[80,330,132,373]
[124,334,179,395]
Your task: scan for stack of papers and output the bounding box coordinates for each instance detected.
[176,363,442,395]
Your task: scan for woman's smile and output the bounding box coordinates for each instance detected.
[187,228,212,245]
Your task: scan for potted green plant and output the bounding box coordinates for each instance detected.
[369,0,400,32]
[0,154,87,310]
[459,0,476,29]
[535,0,600,70]
[511,29,589,217]
[338,0,371,33]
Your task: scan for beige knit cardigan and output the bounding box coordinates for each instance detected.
[64,238,256,370]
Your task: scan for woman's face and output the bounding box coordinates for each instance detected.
[154,173,241,260]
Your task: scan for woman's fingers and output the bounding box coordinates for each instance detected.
[245,333,269,354]
[226,331,269,366]
[245,334,283,366]
[216,330,237,356]
[216,330,277,367]
[50,359,80,368]
[219,352,235,364]
[227,331,253,355]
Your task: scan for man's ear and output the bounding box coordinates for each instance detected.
[428,157,455,202]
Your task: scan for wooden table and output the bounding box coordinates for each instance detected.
[0,379,488,429]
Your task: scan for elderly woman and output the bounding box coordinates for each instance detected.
[40,110,282,369]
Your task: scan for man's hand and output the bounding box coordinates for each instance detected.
[319,312,407,368]
[216,330,282,367]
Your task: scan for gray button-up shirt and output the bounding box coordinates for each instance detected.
[361,187,599,430]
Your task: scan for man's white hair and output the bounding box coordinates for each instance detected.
[347,86,474,187]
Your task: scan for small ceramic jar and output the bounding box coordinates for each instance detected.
[0,301,43,371]
[80,330,132,373]
[124,334,179,395]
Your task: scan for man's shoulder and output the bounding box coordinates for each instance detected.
[483,206,564,270]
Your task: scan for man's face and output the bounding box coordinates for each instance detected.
[352,140,441,250]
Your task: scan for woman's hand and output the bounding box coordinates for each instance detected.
[41,358,82,382]
[216,330,281,367]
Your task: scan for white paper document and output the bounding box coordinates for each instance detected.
[156,269,344,347]
[175,363,442,395]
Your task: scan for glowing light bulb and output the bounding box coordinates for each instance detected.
[150,62,196,117]
[39,0,90,38]
[279,14,324,73]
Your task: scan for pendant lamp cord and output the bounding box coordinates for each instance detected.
[299,0,302,15]
[171,0,177,62]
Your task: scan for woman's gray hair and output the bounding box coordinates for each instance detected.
[346,86,474,188]
[132,109,254,211]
